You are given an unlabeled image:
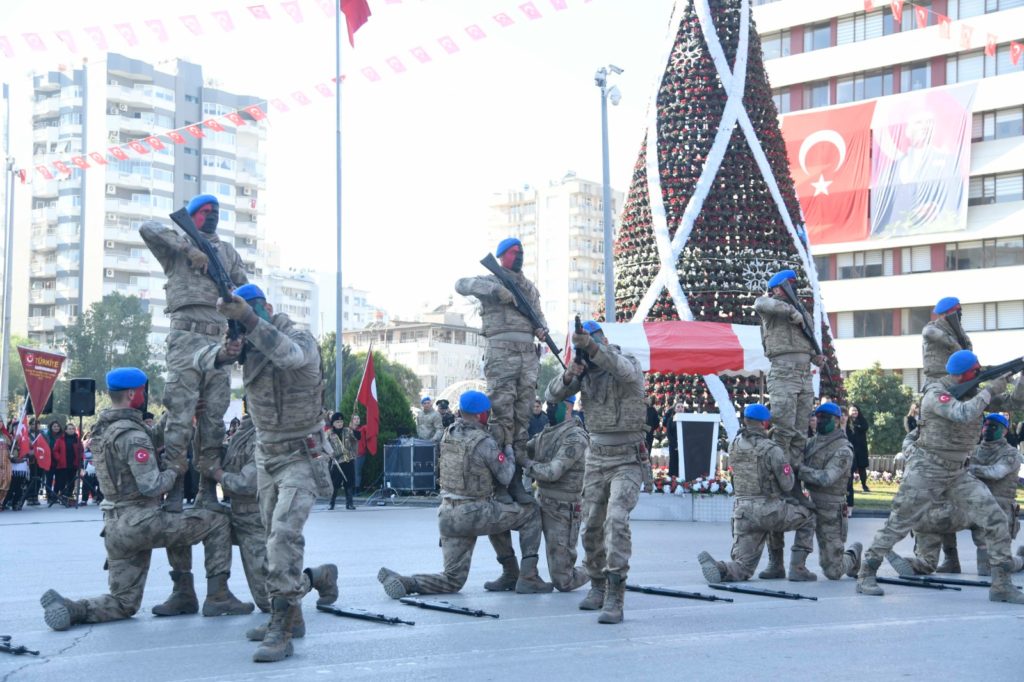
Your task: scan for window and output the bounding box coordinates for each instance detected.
[853,310,894,337]
[946,240,984,269]
[772,88,791,114]
[901,245,932,273]
[995,172,1024,203]
[962,301,1024,331]
[813,255,832,280]
[902,1,932,30]
[902,307,932,335]
[183,173,197,182]
[836,70,894,103]
[804,22,831,53]
[837,10,885,44]
[184,147,198,156]
[991,236,1024,267]
[996,45,1023,75]
[901,62,931,91]
[945,237,1024,269]
[185,94,198,103]
[836,250,891,279]
[881,6,900,35]
[948,0,986,19]
[947,50,985,83]
[970,172,1024,204]
[969,175,996,205]
[761,30,791,60]
[803,80,830,109]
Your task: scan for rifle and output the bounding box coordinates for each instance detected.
[876,577,960,591]
[948,356,1024,400]
[316,604,414,625]
[777,280,833,393]
[168,208,244,342]
[900,575,1018,589]
[0,636,39,656]
[573,315,590,367]
[626,584,733,603]
[708,583,817,601]
[399,597,499,619]
[480,253,565,369]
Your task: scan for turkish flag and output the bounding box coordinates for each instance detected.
[356,352,379,456]
[1012,41,1023,66]
[781,101,876,245]
[341,0,371,47]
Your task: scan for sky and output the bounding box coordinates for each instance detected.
[0,0,678,323]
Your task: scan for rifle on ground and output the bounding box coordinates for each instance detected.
[168,208,244,342]
[777,279,834,393]
[948,356,1024,400]
[626,584,733,603]
[708,583,817,601]
[480,253,565,369]
[399,597,499,618]
[876,577,961,591]
[0,636,39,656]
[317,604,414,625]
[900,575,1014,589]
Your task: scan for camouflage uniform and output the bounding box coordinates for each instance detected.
[42,407,231,626]
[520,416,590,591]
[455,273,545,456]
[140,222,248,479]
[800,430,860,579]
[698,423,815,582]
[388,418,542,594]
[416,409,444,442]
[921,316,972,388]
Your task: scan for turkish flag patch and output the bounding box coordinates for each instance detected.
[782,464,792,476]
[939,393,952,403]
[134,449,150,463]
[497,452,506,463]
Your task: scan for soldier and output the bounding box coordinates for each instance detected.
[326,412,358,510]
[799,402,862,580]
[455,237,548,503]
[754,269,825,580]
[39,368,241,630]
[856,350,1024,604]
[513,397,590,592]
[140,194,248,513]
[196,284,339,662]
[416,397,444,442]
[436,399,456,429]
[697,404,816,585]
[376,390,551,598]
[546,320,648,624]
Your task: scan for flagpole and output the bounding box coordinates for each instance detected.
[334,0,345,412]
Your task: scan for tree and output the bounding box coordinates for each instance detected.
[319,332,354,411]
[320,335,422,410]
[844,363,914,456]
[611,0,844,422]
[537,354,563,401]
[3,334,31,418]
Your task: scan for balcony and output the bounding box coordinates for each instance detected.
[31,206,58,225]
[105,198,157,218]
[237,167,265,187]
[107,84,154,109]
[32,126,58,144]
[107,113,152,136]
[29,261,57,277]
[103,253,153,273]
[34,179,59,197]
[103,224,144,244]
[28,316,56,332]
[33,98,60,118]
[29,289,56,305]
[234,220,263,239]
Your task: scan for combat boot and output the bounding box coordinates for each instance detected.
[41,589,87,631]
[936,548,961,574]
[788,550,818,582]
[697,551,729,583]
[484,554,520,592]
[253,597,296,663]
[560,568,591,592]
[304,564,339,606]
[977,548,991,577]
[856,557,885,596]
[246,603,305,641]
[377,567,418,599]
[578,577,606,610]
[203,573,255,616]
[885,550,915,578]
[989,564,1024,604]
[597,573,625,624]
[515,555,554,594]
[758,547,786,580]
[844,542,863,579]
[193,476,226,513]
[152,571,199,616]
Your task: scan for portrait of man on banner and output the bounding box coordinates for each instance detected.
[869,84,976,238]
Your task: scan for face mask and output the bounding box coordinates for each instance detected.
[500,247,523,272]
[479,411,489,426]
[252,300,272,322]
[815,416,836,435]
[546,402,567,426]
[194,206,219,233]
[983,423,1004,442]
[129,387,147,411]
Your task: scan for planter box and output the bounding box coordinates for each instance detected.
[691,494,733,523]
[632,492,733,522]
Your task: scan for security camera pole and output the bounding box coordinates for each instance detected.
[595,65,623,321]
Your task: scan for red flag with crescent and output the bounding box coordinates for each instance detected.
[781,101,876,245]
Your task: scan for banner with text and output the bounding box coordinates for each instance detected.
[17,346,66,416]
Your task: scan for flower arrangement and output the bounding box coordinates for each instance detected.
[682,472,733,496]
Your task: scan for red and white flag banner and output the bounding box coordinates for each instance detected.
[596,322,769,377]
[17,345,66,418]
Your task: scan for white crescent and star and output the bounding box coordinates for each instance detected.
[798,129,847,197]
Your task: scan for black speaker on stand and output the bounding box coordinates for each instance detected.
[383,438,437,494]
[69,378,97,434]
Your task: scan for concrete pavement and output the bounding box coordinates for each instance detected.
[1,501,1020,681]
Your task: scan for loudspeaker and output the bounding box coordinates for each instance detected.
[383,439,437,493]
[25,392,54,416]
[69,378,97,417]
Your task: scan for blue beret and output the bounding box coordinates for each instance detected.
[933,297,960,314]
[946,349,979,375]
[106,367,148,391]
[565,395,577,404]
[234,284,266,301]
[767,269,797,288]
[421,396,432,404]
[582,320,602,334]
[815,402,842,418]
[496,237,522,257]
[459,390,491,414]
[985,413,1009,429]
[743,404,771,421]
[186,194,218,215]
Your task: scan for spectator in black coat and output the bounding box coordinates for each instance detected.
[644,398,659,455]
[903,403,918,434]
[528,399,549,438]
[846,404,871,493]
[661,402,686,478]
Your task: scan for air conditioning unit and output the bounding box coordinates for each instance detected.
[119,103,128,112]
[105,240,115,248]
[104,269,115,278]
[106,213,117,221]
[241,187,252,196]
[106,184,116,194]
[108,106,119,115]
[108,131,120,143]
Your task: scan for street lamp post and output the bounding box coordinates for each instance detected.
[595,65,622,322]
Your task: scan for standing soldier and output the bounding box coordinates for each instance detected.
[196,284,339,662]
[799,403,862,581]
[697,404,816,585]
[546,320,648,624]
[39,368,239,630]
[856,351,1024,604]
[753,269,824,580]
[456,238,548,503]
[416,397,444,442]
[376,390,551,598]
[140,194,248,512]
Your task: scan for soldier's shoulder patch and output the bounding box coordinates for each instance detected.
[134,449,150,463]
[782,463,792,476]
[938,393,952,403]
[497,452,506,463]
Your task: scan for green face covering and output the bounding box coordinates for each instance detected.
[815,415,836,435]
[983,423,1005,442]
[252,300,272,322]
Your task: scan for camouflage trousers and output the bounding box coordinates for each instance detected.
[909,496,1017,574]
[581,451,643,580]
[538,493,587,591]
[162,328,230,477]
[232,508,269,612]
[484,341,539,454]
[411,498,541,594]
[74,505,230,623]
[863,456,1014,568]
[766,359,813,465]
[256,444,319,602]
[717,498,815,582]
[811,501,852,580]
